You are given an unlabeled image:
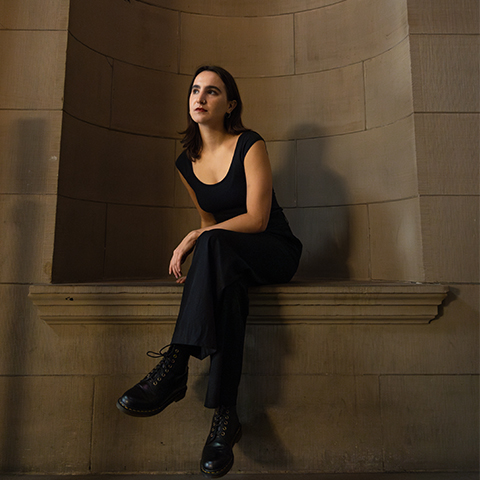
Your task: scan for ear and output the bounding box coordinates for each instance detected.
[227,100,237,114]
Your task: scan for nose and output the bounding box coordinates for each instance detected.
[196,89,207,104]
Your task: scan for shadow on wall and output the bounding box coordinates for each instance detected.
[226,125,352,466]
[239,324,295,467]
[1,119,45,470]
[288,124,351,280]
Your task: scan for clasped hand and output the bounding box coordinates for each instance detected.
[168,229,202,283]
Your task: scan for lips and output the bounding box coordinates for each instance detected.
[195,107,207,112]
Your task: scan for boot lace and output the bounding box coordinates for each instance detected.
[144,344,178,385]
[209,406,232,439]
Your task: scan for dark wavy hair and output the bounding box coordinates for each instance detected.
[181,65,249,161]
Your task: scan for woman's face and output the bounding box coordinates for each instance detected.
[189,70,236,128]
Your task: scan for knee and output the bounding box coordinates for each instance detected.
[197,229,230,246]
[195,230,237,257]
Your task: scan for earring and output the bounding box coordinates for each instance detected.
[226,112,231,119]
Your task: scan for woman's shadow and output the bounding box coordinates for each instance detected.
[237,123,351,467]
[290,124,351,280]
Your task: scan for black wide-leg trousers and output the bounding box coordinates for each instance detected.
[171,228,302,408]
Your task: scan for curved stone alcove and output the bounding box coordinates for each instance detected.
[52,0,423,283]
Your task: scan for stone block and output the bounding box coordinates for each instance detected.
[0,284,56,376]
[0,30,67,109]
[0,375,93,473]
[350,284,479,375]
[286,205,370,280]
[0,0,69,30]
[173,141,196,209]
[59,114,176,206]
[381,375,479,471]
[63,36,113,127]
[266,140,297,208]
[58,115,109,198]
[111,63,190,137]
[52,324,181,376]
[91,374,211,472]
[180,13,294,77]
[369,198,425,282]
[91,374,383,473]
[52,197,107,283]
[0,194,56,284]
[296,116,418,206]
[408,0,480,34]
[239,64,365,141]
[0,287,182,375]
[365,37,414,129]
[243,323,356,376]
[411,35,480,113]
[236,375,383,473]
[103,205,198,280]
[295,0,408,73]
[421,195,479,283]
[0,110,61,194]
[69,0,178,71]
[105,131,176,207]
[144,0,338,16]
[415,113,479,195]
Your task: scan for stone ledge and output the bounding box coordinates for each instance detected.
[28,281,449,326]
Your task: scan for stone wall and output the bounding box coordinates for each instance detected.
[0,0,70,471]
[0,0,478,474]
[53,0,423,283]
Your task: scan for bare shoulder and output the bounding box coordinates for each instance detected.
[245,139,270,167]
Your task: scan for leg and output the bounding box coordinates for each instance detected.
[201,283,246,478]
[172,229,301,359]
[205,280,249,409]
[174,230,300,477]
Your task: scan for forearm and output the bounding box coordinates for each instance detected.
[198,212,267,237]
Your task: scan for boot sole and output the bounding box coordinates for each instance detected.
[116,386,187,417]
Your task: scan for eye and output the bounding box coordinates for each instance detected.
[208,89,218,95]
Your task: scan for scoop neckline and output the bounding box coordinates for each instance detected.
[191,133,244,186]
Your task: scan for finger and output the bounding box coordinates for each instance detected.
[173,262,181,278]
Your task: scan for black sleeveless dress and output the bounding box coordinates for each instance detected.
[171,130,302,408]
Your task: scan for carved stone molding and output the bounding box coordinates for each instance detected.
[29,281,449,326]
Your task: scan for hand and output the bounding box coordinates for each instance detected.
[169,229,201,280]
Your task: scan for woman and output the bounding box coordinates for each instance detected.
[117,65,302,478]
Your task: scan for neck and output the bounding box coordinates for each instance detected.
[199,125,232,152]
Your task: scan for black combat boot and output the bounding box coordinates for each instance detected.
[116,344,189,417]
[200,405,242,478]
